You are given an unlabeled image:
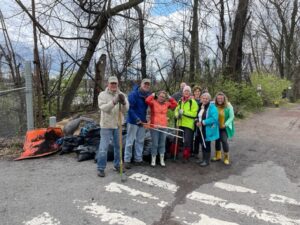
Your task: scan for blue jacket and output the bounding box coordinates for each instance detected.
[198,102,219,141]
[127,85,151,125]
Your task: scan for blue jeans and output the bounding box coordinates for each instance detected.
[124,123,145,163]
[150,129,167,156]
[97,128,120,172]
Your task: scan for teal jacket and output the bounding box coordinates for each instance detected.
[223,102,235,139]
[202,102,219,141]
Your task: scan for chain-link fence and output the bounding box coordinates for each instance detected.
[0,85,27,138]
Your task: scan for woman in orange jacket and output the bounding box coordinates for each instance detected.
[145,91,177,167]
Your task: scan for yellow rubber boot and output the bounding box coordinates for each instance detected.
[224,153,230,165]
[211,150,222,162]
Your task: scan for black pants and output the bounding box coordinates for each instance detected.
[179,126,194,149]
[215,128,229,152]
[192,132,200,155]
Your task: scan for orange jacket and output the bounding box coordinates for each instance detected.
[145,95,177,127]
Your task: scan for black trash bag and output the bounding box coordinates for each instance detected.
[84,128,100,146]
[75,145,97,162]
[60,136,84,155]
[165,134,175,159]
[142,130,152,163]
[74,124,101,162]
[80,122,99,137]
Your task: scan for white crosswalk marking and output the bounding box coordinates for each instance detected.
[105,182,170,207]
[214,182,257,194]
[179,212,240,225]
[129,173,179,193]
[214,181,300,206]
[269,194,300,206]
[72,171,300,225]
[186,191,300,225]
[105,182,159,200]
[23,212,61,225]
[77,202,146,225]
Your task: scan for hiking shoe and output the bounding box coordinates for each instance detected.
[124,162,132,169]
[97,170,105,177]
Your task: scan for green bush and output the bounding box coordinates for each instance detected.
[209,79,263,117]
[250,72,291,106]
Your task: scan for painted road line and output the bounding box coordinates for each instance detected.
[78,202,146,225]
[105,182,169,208]
[129,173,179,193]
[105,182,159,200]
[214,182,300,206]
[187,191,300,225]
[269,194,300,206]
[214,182,257,194]
[23,212,61,225]
[177,212,239,225]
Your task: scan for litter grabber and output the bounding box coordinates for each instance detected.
[147,126,183,139]
[198,106,206,149]
[199,126,206,149]
[142,122,184,138]
[118,103,127,182]
[141,123,184,132]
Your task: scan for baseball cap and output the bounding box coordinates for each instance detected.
[108,76,118,83]
[141,78,151,85]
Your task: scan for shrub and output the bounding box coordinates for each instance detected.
[250,72,291,106]
[209,79,263,117]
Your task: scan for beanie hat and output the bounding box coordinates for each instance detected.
[183,85,191,93]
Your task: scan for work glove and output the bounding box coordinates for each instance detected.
[136,119,143,126]
[178,109,184,119]
[152,92,157,99]
[113,95,119,105]
[118,93,126,105]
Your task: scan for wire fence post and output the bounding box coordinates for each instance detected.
[25,61,34,130]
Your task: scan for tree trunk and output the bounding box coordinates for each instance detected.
[134,6,147,79]
[216,0,227,73]
[59,0,143,118]
[226,0,250,82]
[93,54,106,109]
[32,0,43,127]
[189,0,199,83]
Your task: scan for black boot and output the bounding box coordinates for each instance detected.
[196,151,204,164]
[199,152,211,167]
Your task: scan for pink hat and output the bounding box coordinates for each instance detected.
[183,85,191,93]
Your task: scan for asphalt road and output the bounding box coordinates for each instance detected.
[1,104,300,225]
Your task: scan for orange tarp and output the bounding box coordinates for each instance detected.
[15,127,63,160]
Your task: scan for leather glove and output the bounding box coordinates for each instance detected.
[113,95,119,105]
[118,93,126,105]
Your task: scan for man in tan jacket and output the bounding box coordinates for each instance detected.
[96,76,129,177]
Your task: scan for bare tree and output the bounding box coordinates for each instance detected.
[134,5,147,79]
[189,0,200,83]
[93,54,106,109]
[257,0,300,98]
[226,0,250,82]
[15,0,144,118]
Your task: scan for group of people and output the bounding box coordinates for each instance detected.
[96,77,235,178]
